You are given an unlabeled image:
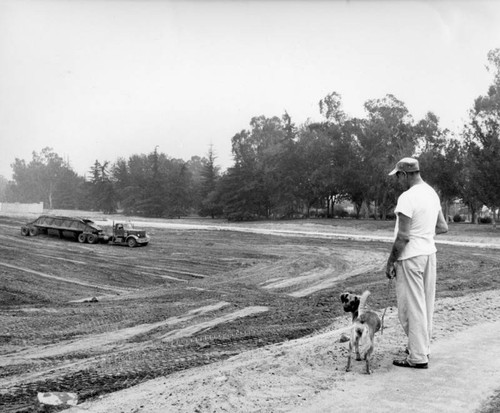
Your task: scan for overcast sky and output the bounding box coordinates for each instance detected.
[1,0,500,180]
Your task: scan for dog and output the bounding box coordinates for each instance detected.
[344,290,381,374]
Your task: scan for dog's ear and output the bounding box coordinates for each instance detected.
[353,296,360,306]
[340,293,348,303]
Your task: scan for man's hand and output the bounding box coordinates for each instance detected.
[386,260,396,279]
[435,209,449,235]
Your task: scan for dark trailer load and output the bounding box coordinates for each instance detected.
[20,215,150,247]
[21,215,109,244]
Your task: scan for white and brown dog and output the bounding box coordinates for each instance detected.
[343,290,381,374]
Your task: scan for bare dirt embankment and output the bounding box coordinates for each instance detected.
[65,290,500,413]
[0,212,499,412]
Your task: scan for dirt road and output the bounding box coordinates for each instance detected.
[299,320,500,413]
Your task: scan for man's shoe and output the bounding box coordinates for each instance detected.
[405,348,430,360]
[393,359,428,369]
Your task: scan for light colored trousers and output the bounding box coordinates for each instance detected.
[395,253,437,364]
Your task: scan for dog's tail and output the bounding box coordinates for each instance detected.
[358,323,373,359]
[358,290,371,317]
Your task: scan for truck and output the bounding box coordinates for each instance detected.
[20,215,149,247]
[108,222,149,247]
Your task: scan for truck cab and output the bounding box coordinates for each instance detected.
[110,222,149,247]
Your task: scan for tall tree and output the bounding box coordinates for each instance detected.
[0,175,8,202]
[227,115,293,219]
[87,160,117,214]
[111,158,131,211]
[141,148,165,217]
[52,168,84,210]
[415,112,462,218]
[294,122,339,216]
[9,147,78,209]
[118,154,153,215]
[463,48,500,226]
[333,119,368,218]
[111,150,195,218]
[198,147,223,218]
[458,142,483,224]
[166,160,192,218]
[358,94,416,219]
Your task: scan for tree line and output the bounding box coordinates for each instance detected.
[2,49,500,225]
[1,147,212,218]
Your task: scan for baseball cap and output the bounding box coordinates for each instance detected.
[388,157,420,176]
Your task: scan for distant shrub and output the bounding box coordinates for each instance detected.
[369,212,396,220]
[479,216,493,224]
[334,206,349,218]
[453,214,462,223]
[226,211,260,222]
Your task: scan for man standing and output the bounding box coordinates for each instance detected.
[386,157,448,369]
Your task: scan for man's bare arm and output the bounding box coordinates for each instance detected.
[386,213,411,278]
[435,209,448,235]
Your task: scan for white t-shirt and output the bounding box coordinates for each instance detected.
[394,182,441,260]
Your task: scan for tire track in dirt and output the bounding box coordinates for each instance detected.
[262,249,386,297]
[160,306,269,342]
[0,302,270,395]
[0,261,130,294]
[0,300,270,395]
[0,302,232,368]
[134,265,207,279]
[36,254,87,265]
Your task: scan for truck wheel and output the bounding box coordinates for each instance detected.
[127,238,138,248]
[78,233,87,243]
[29,227,39,236]
[87,234,98,244]
[21,227,30,236]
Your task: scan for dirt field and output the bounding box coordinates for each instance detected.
[0,212,499,412]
